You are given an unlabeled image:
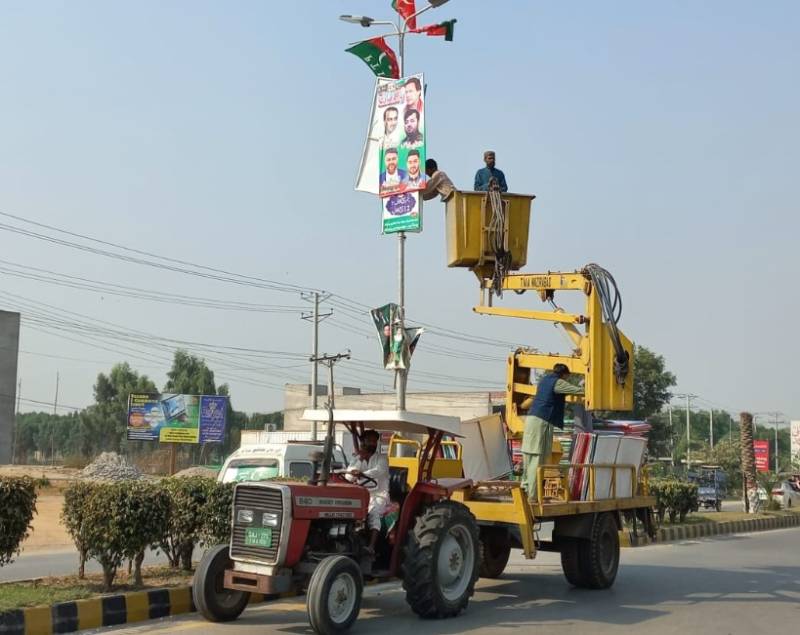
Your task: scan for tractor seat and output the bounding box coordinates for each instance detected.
[389,466,410,504]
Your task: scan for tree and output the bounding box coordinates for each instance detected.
[164,350,218,395]
[630,345,676,419]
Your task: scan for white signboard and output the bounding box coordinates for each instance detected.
[791,420,800,467]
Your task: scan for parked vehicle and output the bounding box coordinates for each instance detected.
[219,441,349,483]
[689,466,727,512]
[770,477,800,509]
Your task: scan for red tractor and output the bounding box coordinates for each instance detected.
[193,409,481,635]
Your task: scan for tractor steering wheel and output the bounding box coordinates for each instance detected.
[332,469,377,488]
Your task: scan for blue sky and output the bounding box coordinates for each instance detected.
[1,1,798,424]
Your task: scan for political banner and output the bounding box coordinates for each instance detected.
[370,303,423,370]
[382,190,422,234]
[754,439,770,472]
[377,74,426,199]
[791,421,800,466]
[127,393,228,444]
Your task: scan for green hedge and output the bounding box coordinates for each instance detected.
[0,477,38,567]
[650,478,699,523]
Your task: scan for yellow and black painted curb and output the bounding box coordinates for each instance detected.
[0,576,385,634]
[0,585,295,635]
[619,511,800,548]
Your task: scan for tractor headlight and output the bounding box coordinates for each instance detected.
[262,512,280,527]
[237,509,254,524]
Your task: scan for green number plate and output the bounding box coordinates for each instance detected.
[244,527,273,548]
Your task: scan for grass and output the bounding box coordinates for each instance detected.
[0,566,194,613]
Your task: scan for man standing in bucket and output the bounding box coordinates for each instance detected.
[521,363,584,503]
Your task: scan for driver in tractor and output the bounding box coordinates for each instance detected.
[345,429,390,556]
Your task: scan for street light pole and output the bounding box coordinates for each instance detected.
[340,1,450,412]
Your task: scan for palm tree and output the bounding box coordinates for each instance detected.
[740,412,759,512]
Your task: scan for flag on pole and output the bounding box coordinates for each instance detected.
[345,37,400,79]
[391,0,417,30]
[414,19,457,42]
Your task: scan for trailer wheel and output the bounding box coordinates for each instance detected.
[193,545,249,622]
[479,526,511,578]
[402,500,480,618]
[307,555,363,635]
[578,512,620,589]
[559,538,589,587]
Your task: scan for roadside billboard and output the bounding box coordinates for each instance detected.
[754,439,770,472]
[791,421,800,467]
[127,393,228,444]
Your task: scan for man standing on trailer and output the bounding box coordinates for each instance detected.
[521,363,584,503]
[345,429,390,555]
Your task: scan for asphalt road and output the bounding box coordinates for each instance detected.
[94,526,800,635]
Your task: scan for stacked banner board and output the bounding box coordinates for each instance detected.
[568,432,647,501]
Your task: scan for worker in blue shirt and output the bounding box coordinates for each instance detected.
[474,150,508,192]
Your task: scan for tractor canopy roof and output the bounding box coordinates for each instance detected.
[300,409,463,437]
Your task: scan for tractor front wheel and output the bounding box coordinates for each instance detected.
[307,555,363,635]
[192,545,250,622]
[402,500,480,618]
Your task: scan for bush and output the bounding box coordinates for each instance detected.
[650,478,699,523]
[0,477,38,566]
[61,482,97,578]
[159,477,214,570]
[82,481,171,590]
[200,481,235,547]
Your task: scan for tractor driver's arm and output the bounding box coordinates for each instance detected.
[361,454,389,481]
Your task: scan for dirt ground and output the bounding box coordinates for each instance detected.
[0,465,77,552]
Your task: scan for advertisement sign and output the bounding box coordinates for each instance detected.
[370,303,423,370]
[382,190,421,234]
[791,421,800,466]
[754,439,770,472]
[376,74,426,199]
[127,393,228,444]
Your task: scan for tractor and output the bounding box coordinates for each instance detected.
[192,408,481,635]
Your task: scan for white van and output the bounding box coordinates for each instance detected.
[218,433,353,484]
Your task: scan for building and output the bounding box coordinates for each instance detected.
[0,311,20,464]
[283,383,504,433]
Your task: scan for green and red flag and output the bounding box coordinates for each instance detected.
[414,18,457,42]
[391,0,417,30]
[345,37,400,79]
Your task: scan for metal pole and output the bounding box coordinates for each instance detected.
[395,17,407,412]
[686,394,691,470]
[774,413,779,473]
[311,292,319,440]
[51,371,59,465]
[668,404,674,465]
[12,379,21,465]
[709,409,714,449]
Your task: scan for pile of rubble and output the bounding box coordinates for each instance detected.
[172,466,219,479]
[81,452,144,481]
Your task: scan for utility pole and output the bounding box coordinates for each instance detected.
[313,351,351,485]
[11,379,21,465]
[675,393,697,471]
[709,409,714,449]
[301,292,332,440]
[668,404,674,465]
[51,371,59,465]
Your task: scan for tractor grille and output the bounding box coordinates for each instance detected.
[230,484,284,564]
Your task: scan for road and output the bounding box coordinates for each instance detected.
[94,526,800,635]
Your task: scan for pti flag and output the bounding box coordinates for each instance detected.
[370,303,423,370]
[345,37,400,79]
[391,0,417,30]
[413,19,457,41]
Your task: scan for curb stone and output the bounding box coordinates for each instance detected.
[620,512,800,548]
[0,576,386,634]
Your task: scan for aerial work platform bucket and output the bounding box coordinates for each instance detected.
[445,190,535,278]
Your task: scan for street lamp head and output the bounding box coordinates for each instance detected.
[428,0,451,7]
[339,14,375,27]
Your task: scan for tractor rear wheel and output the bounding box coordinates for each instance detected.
[193,545,250,622]
[307,555,363,635]
[479,526,511,578]
[402,500,480,618]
